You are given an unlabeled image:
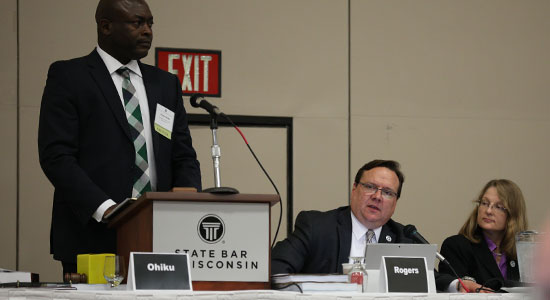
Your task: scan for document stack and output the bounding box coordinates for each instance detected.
[271,273,361,293]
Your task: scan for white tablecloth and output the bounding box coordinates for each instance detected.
[0,287,534,300]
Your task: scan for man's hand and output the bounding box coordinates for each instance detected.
[102,204,118,220]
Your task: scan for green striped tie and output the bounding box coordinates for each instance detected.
[117,67,151,197]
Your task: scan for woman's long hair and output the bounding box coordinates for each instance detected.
[458,179,528,259]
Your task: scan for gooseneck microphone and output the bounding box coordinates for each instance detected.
[404,224,471,292]
[190,93,223,116]
[403,225,447,263]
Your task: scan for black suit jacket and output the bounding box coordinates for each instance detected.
[271,206,413,274]
[38,49,201,263]
[437,234,519,289]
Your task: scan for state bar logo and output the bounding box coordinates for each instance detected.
[197,214,225,244]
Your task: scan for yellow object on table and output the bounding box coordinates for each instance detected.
[77,253,115,284]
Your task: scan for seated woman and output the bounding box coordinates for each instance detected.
[438,179,528,292]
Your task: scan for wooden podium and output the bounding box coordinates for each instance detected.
[109,190,279,291]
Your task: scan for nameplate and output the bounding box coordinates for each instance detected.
[383,256,428,293]
[128,252,192,291]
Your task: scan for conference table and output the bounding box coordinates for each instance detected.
[0,285,534,300]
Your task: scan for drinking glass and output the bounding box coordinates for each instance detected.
[103,255,126,287]
[516,231,540,283]
[348,256,367,292]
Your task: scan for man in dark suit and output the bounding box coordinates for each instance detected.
[272,160,479,293]
[271,160,412,274]
[38,0,201,276]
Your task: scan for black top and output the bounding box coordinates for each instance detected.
[438,233,519,289]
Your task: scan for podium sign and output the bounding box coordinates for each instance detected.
[153,201,269,282]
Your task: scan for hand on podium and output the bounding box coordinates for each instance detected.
[103,204,118,219]
[102,204,118,222]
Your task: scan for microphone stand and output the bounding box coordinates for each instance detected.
[202,113,239,194]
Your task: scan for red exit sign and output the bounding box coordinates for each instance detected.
[156,48,221,97]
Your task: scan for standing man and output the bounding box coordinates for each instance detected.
[38,0,201,276]
[271,159,412,274]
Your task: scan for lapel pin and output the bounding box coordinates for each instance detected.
[386,235,392,242]
[510,260,516,268]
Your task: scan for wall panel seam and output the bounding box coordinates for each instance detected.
[347,0,351,203]
[16,0,20,271]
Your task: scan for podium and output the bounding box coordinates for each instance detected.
[109,191,279,291]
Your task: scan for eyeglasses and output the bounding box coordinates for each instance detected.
[357,182,398,200]
[476,200,508,214]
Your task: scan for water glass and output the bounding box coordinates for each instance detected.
[348,256,367,292]
[103,255,126,287]
[516,231,539,283]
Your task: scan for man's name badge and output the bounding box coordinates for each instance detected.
[127,252,192,291]
[382,256,428,293]
[154,104,175,140]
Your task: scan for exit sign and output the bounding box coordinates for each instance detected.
[156,48,221,97]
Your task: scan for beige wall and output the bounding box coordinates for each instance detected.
[350,0,550,248]
[2,0,548,281]
[0,0,18,271]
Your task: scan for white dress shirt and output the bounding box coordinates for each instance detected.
[349,211,382,263]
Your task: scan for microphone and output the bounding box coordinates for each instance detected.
[403,224,447,262]
[190,93,222,116]
[404,225,472,292]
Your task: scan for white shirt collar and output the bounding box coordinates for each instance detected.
[351,210,382,243]
[96,45,142,78]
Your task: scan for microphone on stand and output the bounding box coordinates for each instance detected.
[187,93,284,247]
[189,93,238,194]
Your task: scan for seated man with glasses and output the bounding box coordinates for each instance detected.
[271,159,414,275]
[437,179,528,292]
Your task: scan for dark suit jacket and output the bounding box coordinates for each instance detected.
[437,234,519,289]
[271,206,413,275]
[38,49,201,263]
